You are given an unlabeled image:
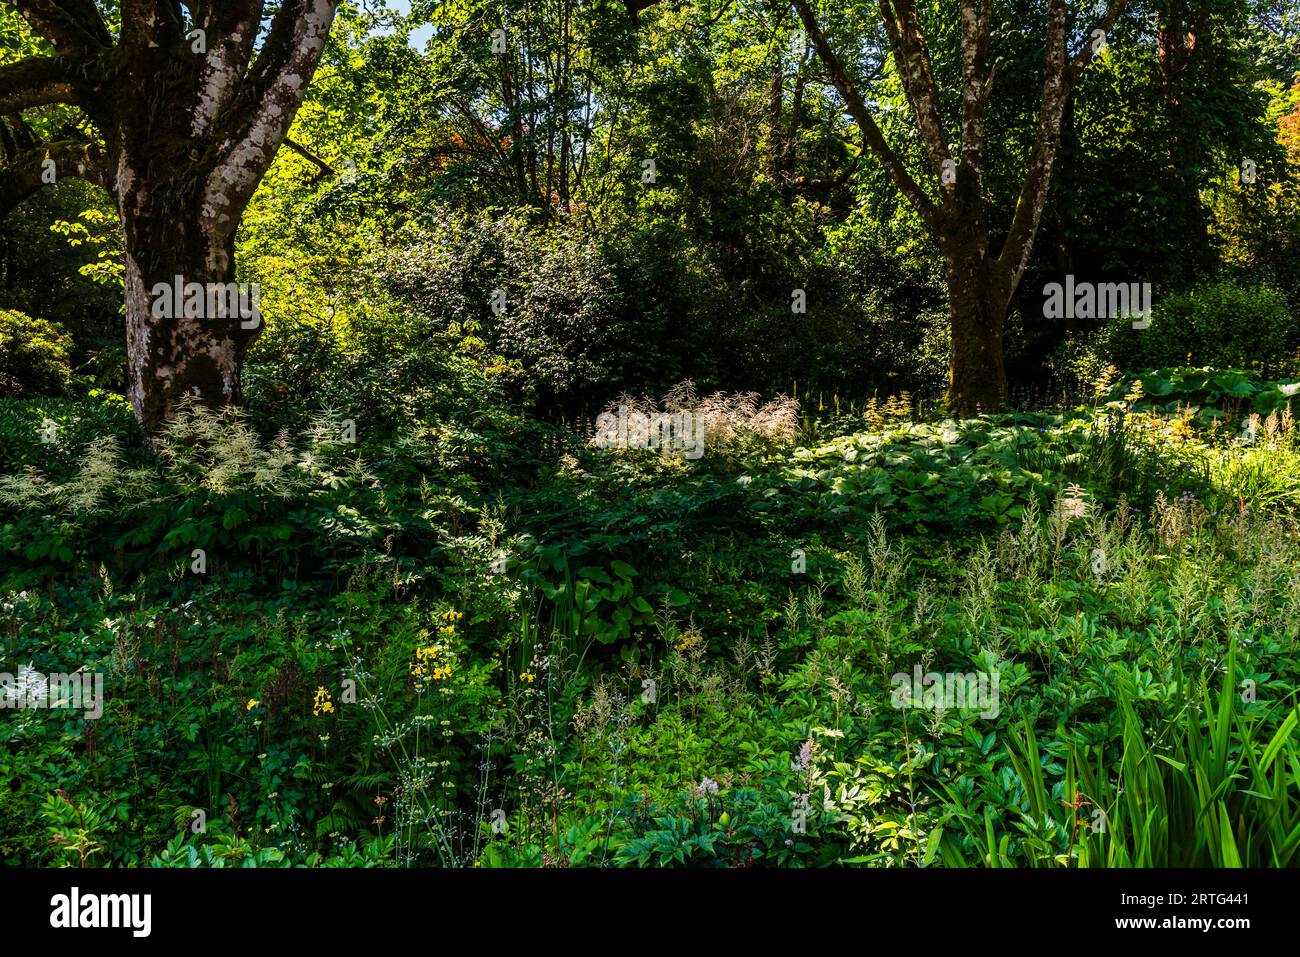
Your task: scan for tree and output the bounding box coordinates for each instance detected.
[788,0,1129,413]
[1248,0,1300,83]
[0,1,340,430]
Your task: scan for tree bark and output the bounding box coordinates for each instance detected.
[119,177,256,429]
[944,242,1008,414]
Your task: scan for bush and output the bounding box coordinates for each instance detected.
[0,393,138,475]
[1106,367,1300,427]
[822,206,950,399]
[0,310,73,397]
[1078,280,1295,377]
[375,211,629,413]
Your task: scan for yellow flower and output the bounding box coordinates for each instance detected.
[412,643,453,682]
[520,671,536,683]
[246,698,259,711]
[674,629,704,653]
[313,687,334,716]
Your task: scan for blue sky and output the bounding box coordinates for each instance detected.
[373,0,436,48]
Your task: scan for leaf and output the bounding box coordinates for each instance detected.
[1260,708,1298,773]
[578,566,610,584]
[922,826,943,867]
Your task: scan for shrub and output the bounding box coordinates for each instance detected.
[0,310,73,397]
[374,211,628,413]
[822,207,950,399]
[1106,367,1300,427]
[1079,279,1295,376]
[0,393,138,476]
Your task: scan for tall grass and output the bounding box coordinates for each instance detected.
[984,649,1300,867]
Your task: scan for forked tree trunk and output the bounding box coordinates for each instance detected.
[786,0,1129,418]
[0,0,339,432]
[110,105,265,430]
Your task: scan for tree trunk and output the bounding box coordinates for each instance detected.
[944,241,1009,416]
[119,171,258,432]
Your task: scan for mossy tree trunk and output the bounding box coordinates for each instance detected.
[943,228,1009,415]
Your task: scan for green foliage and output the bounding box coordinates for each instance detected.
[1111,367,1300,424]
[1085,280,1295,375]
[3,0,1300,874]
[375,212,628,411]
[0,309,73,397]
[4,393,1299,868]
[149,827,396,867]
[0,402,399,584]
[1040,0,1279,290]
[1060,664,1300,867]
[0,392,137,474]
[1212,78,1300,302]
[784,416,1069,530]
[0,185,122,378]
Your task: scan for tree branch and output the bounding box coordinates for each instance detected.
[203,0,339,240]
[9,0,111,54]
[957,0,992,180]
[190,0,267,137]
[0,138,111,216]
[282,135,335,182]
[995,0,1070,288]
[996,0,1130,289]
[0,115,40,157]
[1069,0,1130,83]
[119,0,176,49]
[0,56,80,114]
[790,0,937,230]
[879,0,951,178]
